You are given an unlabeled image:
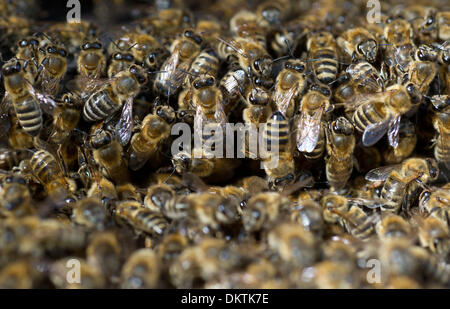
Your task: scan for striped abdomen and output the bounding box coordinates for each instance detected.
[263,112,290,155]
[190,49,220,77]
[380,171,406,212]
[311,48,338,84]
[117,202,168,236]
[326,156,353,189]
[30,150,60,185]
[352,102,387,133]
[434,115,450,165]
[13,95,42,136]
[83,88,121,122]
[343,206,375,239]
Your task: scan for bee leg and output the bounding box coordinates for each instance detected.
[35,57,49,82]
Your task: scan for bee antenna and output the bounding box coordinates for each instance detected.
[163,168,176,184]
[177,68,197,78]
[127,42,138,51]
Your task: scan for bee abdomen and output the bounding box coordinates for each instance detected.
[135,209,168,235]
[304,128,325,160]
[190,50,220,76]
[264,113,290,154]
[312,50,338,84]
[14,96,42,136]
[353,104,385,132]
[30,150,58,184]
[380,177,405,212]
[84,90,121,122]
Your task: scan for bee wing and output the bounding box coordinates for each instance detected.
[362,117,391,147]
[182,172,209,192]
[25,80,58,115]
[66,75,118,99]
[115,96,134,147]
[346,197,385,209]
[275,86,297,117]
[365,164,401,182]
[387,115,401,148]
[214,100,228,124]
[296,107,323,153]
[194,104,206,140]
[344,90,392,113]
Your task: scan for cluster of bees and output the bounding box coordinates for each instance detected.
[0,0,449,289]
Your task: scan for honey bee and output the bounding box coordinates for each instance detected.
[267,222,317,267]
[50,258,105,289]
[417,216,449,257]
[384,18,414,47]
[242,80,273,127]
[77,40,106,79]
[115,200,168,237]
[0,173,34,217]
[256,0,291,30]
[48,93,81,144]
[157,233,188,264]
[419,184,450,225]
[6,115,34,150]
[242,191,290,233]
[71,197,108,231]
[366,157,440,213]
[86,232,122,282]
[376,214,413,240]
[436,12,450,41]
[188,48,220,78]
[1,58,58,137]
[0,260,40,289]
[15,37,40,82]
[430,95,450,168]
[337,27,378,63]
[35,41,68,96]
[382,119,417,164]
[313,261,360,288]
[169,246,201,288]
[154,29,203,98]
[325,117,356,190]
[307,31,339,84]
[129,105,175,171]
[262,112,295,191]
[195,17,223,48]
[107,42,136,78]
[296,84,331,154]
[229,10,267,47]
[290,199,324,239]
[347,83,421,148]
[273,59,307,118]
[121,249,160,288]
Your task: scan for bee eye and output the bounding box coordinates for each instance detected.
[206,77,214,86]
[285,63,291,69]
[114,53,122,60]
[30,39,38,46]
[92,42,102,49]
[406,84,415,94]
[148,53,156,63]
[82,43,90,50]
[193,81,202,89]
[48,46,57,53]
[321,88,331,96]
[426,16,435,25]
[124,54,134,61]
[193,35,202,44]
[418,51,425,60]
[59,49,67,57]
[253,60,260,71]
[19,40,28,47]
[5,176,13,183]
[184,30,193,38]
[295,64,305,72]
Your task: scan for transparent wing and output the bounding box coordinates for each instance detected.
[296,107,323,153]
[387,115,401,148]
[66,75,118,99]
[362,117,391,147]
[274,86,297,117]
[214,99,228,124]
[115,96,133,147]
[26,80,58,115]
[345,90,393,113]
[365,164,401,182]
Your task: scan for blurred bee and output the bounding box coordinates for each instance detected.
[382,119,417,164]
[262,112,295,191]
[290,199,324,239]
[307,31,339,84]
[417,216,449,257]
[430,95,450,168]
[36,40,68,96]
[242,191,290,233]
[347,83,421,148]
[195,17,223,48]
[0,173,34,217]
[0,260,39,289]
[273,59,307,118]
[256,0,291,30]
[0,149,30,170]
[436,12,450,41]
[50,258,104,289]
[337,27,378,63]
[169,246,201,288]
[366,157,440,213]
[157,233,188,264]
[325,117,356,190]
[334,60,383,103]
[296,84,331,154]
[1,58,58,137]
[71,197,108,231]
[376,214,413,240]
[383,18,414,47]
[219,65,249,111]
[115,200,168,237]
[107,41,136,78]
[129,105,175,171]
[229,10,267,47]
[267,222,317,267]
[217,36,272,79]
[313,261,360,289]
[144,183,189,220]
[86,232,122,282]
[154,29,203,98]
[77,40,106,79]
[121,249,160,289]
[419,184,450,225]
[48,93,81,144]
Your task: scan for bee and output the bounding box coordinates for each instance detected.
[86,232,122,282]
[87,126,129,185]
[50,258,105,289]
[115,200,168,237]
[129,105,175,171]
[0,149,30,170]
[376,214,413,240]
[417,216,449,257]
[217,36,272,79]
[383,18,414,47]
[337,27,378,63]
[325,117,356,190]
[419,184,450,226]
[77,40,106,79]
[36,41,68,96]
[405,55,438,95]
[382,119,417,164]
[71,197,108,231]
[256,0,291,30]
[144,184,184,218]
[242,191,290,233]
[267,222,317,267]
[307,31,339,84]
[273,59,307,118]
[313,261,360,289]
[154,29,203,98]
[188,48,220,78]
[430,95,450,168]
[366,157,440,213]
[0,173,34,217]
[296,84,331,154]
[347,83,421,148]
[1,58,58,137]
[334,60,383,104]
[6,115,34,150]
[195,18,223,48]
[107,42,136,78]
[15,37,40,82]
[157,233,188,264]
[290,199,324,239]
[49,93,81,144]
[229,10,267,47]
[262,112,295,191]
[242,79,273,126]
[120,249,160,288]
[0,260,39,289]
